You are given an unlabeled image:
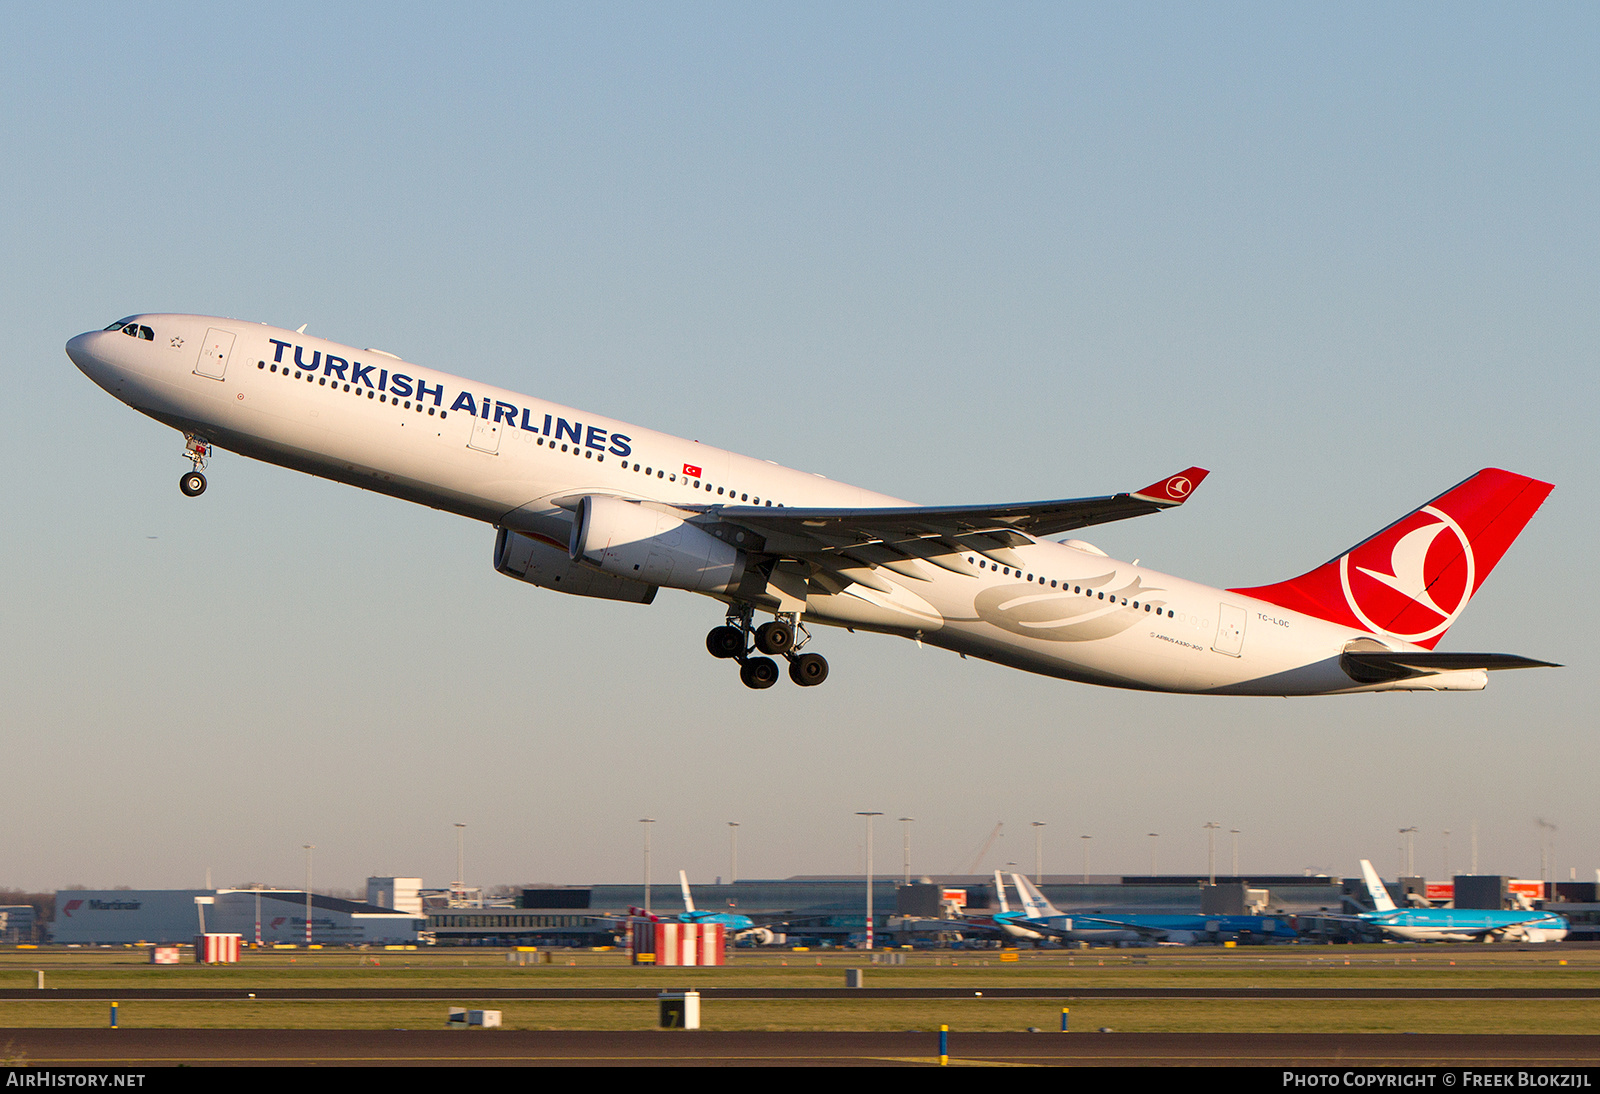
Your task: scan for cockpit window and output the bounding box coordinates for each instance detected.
[104,318,153,339]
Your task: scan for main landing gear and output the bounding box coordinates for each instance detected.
[706,607,830,689]
[180,435,211,497]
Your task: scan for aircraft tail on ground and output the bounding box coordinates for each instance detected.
[992,870,1011,914]
[679,870,696,914]
[1232,469,1553,649]
[1011,873,1063,919]
[1359,860,1398,913]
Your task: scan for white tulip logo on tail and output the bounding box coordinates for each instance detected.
[1339,505,1475,643]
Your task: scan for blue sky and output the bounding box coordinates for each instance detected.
[2,3,1595,894]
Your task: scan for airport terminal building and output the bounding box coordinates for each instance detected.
[52,888,424,946]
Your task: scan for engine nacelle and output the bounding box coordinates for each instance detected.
[569,495,743,595]
[494,527,657,603]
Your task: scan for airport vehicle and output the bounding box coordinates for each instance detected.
[68,314,1557,692]
[1351,860,1568,943]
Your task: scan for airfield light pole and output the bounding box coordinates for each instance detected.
[1443,829,1452,881]
[1231,829,1240,876]
[1538,819,1557,886]
[1204,822,1220,885]
[1032,822,1046,885]
[455,823,467,905]
[857,812,882,950]
[1080,835,1091,884]
[1400,827,1418,877]
[728,822,739,884]
[640,819,655,916]
[303,844,314,947]
[900,818,915,886]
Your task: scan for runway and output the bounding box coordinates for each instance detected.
[3,986,1597,1000]
[4,1029,1600,1066]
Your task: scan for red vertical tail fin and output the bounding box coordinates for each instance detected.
[1231,469,1553,649]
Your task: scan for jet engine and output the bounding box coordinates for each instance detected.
[494,527,657,603]
[569,495,744,595]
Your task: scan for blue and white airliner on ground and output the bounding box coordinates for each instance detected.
[1353,860,1567,943]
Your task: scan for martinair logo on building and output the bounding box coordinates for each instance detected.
[1339,505,1474,643]
[60,898,142,916]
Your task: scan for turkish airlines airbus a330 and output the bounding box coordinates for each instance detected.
[68,314,1556,694]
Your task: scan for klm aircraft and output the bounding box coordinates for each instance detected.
[1001,873,1296,946]
[1353,860,1568,943]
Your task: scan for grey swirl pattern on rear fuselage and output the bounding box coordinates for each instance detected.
[974,573,1168,642]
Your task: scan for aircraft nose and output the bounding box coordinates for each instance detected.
[66,330,102,375]
[66,329,124,392]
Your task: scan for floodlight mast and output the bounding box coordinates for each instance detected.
[640,819,655,916]
[303,844,314,946]
[857,812,883,950]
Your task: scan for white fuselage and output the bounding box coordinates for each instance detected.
[69,314,1463,696]
[1362,910,1569,943]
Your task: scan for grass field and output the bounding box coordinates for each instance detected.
[1,946,1596,1033]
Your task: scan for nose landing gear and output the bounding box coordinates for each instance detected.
[180,435,211,497]
[707,607,829,689]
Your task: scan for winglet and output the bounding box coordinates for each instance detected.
[1131,467,1209,506]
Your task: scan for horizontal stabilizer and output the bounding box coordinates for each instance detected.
[1341,649,1559,684]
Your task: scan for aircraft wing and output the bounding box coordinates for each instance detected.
[681,467,1208,582]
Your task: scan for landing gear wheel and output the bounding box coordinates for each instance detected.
[739,657,780,690]
[754,620,795,656]
[180,471,207,497]
[705,625,745,659]
[788,652,829,687]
